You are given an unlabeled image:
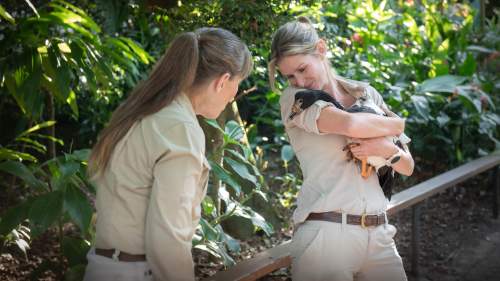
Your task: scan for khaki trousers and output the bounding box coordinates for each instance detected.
[291,218,407,281]
[83,248,154,281]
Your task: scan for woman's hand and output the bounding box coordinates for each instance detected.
[349,137,398,160]
[350,137,415,176]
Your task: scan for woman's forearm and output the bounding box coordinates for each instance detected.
[345,113,404,138]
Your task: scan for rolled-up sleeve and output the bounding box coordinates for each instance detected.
[145,123,204,281]
[280,88,334,135]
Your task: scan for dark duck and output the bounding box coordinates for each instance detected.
[289,89,405,200]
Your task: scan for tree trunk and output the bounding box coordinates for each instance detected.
[46,92,56,160]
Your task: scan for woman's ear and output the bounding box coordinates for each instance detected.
[214,73,231,93]
[316,38,327,57]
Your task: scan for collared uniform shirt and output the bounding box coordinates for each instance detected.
[93,93,210,281]
[280,75,409,226]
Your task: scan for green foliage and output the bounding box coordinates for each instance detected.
[296,0,500,167]
[198,119,274,265]
[0,0,498,277]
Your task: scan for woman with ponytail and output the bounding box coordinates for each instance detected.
[269,17,413,281]
[83,27,252,281]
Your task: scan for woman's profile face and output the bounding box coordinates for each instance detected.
[210,76,242,119]
[277,53,329,91]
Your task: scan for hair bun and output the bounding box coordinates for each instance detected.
[297,16,312,25]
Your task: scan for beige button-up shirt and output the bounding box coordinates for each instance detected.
[94,93,209,281]
[280,75,408,226]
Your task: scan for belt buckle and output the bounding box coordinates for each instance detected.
[361,213,367,228]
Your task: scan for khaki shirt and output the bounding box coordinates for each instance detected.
[94,93,210,281]
[280,75,407,226]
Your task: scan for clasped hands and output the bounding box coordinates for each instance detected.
[344,137,399,178]
[348,137,398,160]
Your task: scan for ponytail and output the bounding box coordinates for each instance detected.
[88,28,252,178]
[88,32,201,178]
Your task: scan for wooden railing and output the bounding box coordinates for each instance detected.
[203,154,500,281]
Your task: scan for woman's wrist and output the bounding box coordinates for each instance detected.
[383,144,400,159]
[394,117,405,135]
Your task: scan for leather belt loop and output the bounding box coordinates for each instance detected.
[341,212,347,232]
[383,212,388,228]
[112,249,120,261]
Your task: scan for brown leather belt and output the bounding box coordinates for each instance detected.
[306,211,386,228]
[95,248,146,262]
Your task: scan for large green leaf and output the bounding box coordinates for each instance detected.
[233,205,273,236]
[31,133,64,146]
[204,119,225,134]
[198,218,218,241]
[417,75,467,94]
[225,120,244,141]
[106,37,136,61]
[17,121,56,138]
[66,90,79,117]
[456,87,481,113]
[15,137,46,154]
[0,198,34,236]
[65,149,90,162]
[50,1,101,33]
[0,148,37,162]
[208,160,241,195]
[43,45,73,103]
[61,236,90,267]
[194,240,235,266]
[0,161,47,190]
[224,157,257,185]
[0,4,15,24]
[225,148,261,177]
[120,37,152,64]
[4,53,44,118]
[217,225,240,253]
[458,53,476,76]
[29,191,64,236]
[64,185,93,233]
[51,160,81,190]
[410,96,431,122]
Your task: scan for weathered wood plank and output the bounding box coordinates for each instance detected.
[203,241,292,281]
[387,154,500,215]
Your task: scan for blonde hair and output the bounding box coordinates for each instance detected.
[88,27,253,177]
[268,16,331,92]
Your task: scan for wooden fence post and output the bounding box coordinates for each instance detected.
[411,203,421,278]
[492,166,499,219]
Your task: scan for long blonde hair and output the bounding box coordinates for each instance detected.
[88,27,253,177]
[268,16,330,92]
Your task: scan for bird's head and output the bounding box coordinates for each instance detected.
[289,90,324,120]
[289,97,304,120]
[295,90,323,108]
